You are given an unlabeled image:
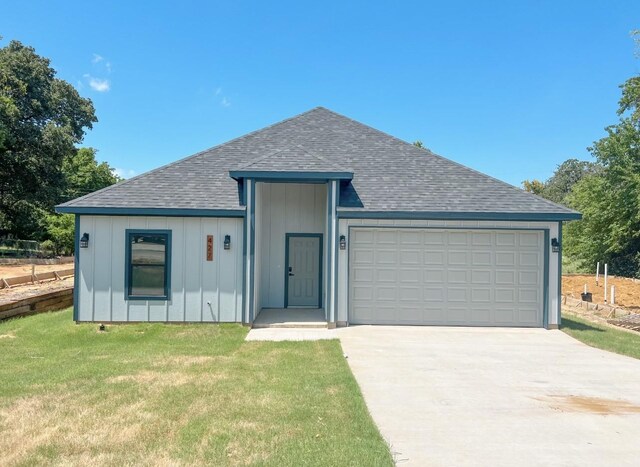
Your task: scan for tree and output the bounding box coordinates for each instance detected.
[62,147,121,201]
[522,160,600,204]
[413,140,425,148]
[542,159,601,204]
[0,40,97,238]
[564,75,640,277]
[44,212,74,255]
[522,179,545,196]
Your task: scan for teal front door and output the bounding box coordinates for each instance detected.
[286,234,322,307]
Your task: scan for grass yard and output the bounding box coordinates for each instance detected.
[0,309,392,466]
[561,314,640,360]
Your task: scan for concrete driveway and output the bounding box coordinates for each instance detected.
[339,326,640,466]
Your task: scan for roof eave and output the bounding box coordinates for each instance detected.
[336,210,582,221]
[229,170,353,181]
[55,206,246,217]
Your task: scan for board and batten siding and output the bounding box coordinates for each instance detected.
[336,218,561,327]
[256,183,327,310]
[77,215,244,322]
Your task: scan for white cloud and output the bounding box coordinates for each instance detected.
[92,53,104,64]
[215,87,222,96]
[105,61,112,73]
[221,97,231,107]
[84,74,110,92]
[114,168,136,179]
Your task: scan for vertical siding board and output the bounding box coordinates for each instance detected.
[270,184,286,306]
[110,217,128,321]
[218,218,234,321]
[166,218,185,321]
[183,218,202,321]
[236,219,243,321]
[92,217,112,322]
[200,218,217,322]
[78,216,93,321]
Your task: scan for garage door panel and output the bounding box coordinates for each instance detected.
[471,308,492,323]
[496,251,516,266]
[448,269,468,283]
[349,228,544,327]
[519,271,539,286]
[353,249,374,264]
[471,288,491,303]
[519,233,540,247]
[519,252,540,267]
[424,269,444,283]
[496,232,516,246]
[471,232,492,246]
[495,288,515,303]
[447,288,468,302]
[472,251,492,266]
[471,270,491,284]
[425,251,445,265]
[424,287,444,301]
[448,251,468,265]
[495,270,516,285]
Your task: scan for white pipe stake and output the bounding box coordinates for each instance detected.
[604,264,608,302]
[596,262,600,285]
[611,285,615,306]
[584,284,587,294]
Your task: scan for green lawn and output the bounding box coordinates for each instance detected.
[561,314,640,360]
[0,309,392,466]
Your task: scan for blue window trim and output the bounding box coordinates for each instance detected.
[284,233,324,309]
[124,229,172,301]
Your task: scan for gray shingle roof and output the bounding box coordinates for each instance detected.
[232,145,352,173]
[58,107,579,219]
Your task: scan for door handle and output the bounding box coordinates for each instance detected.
[288,266,294,276]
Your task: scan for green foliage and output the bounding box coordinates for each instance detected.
[564,74,640,277]
[413,140,424,148]
[62,147,120,201]
[522,179,545,195]
[523,159,600,205]
[44,213,75,255]
[0,39,97,238]
[39,239,55,256]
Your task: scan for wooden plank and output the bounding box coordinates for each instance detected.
[0,268,74,288]
[0,288,73,312]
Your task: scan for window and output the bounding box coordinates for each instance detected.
[125,230,171,300]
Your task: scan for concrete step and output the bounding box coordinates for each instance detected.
[252,321,328,329]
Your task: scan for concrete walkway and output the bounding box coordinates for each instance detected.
[339,325,640,467]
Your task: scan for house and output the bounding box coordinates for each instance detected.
[56,107,580,328]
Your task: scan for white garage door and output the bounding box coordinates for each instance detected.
[349,228,545,327]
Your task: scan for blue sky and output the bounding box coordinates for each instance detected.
[2,1,639,185]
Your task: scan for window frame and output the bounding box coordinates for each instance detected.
[124,229,172,301]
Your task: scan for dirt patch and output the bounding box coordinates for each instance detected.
[563,275,640,310]
[159,355,215,366]
[535,395,640,415]
[0,263,71,279]
[107,370,195,388]
[0,333,16,339]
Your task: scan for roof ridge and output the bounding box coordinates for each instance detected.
[59,107,326,207]
[315,107,578,215]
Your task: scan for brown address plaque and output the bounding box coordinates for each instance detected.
[206,235,214,261]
